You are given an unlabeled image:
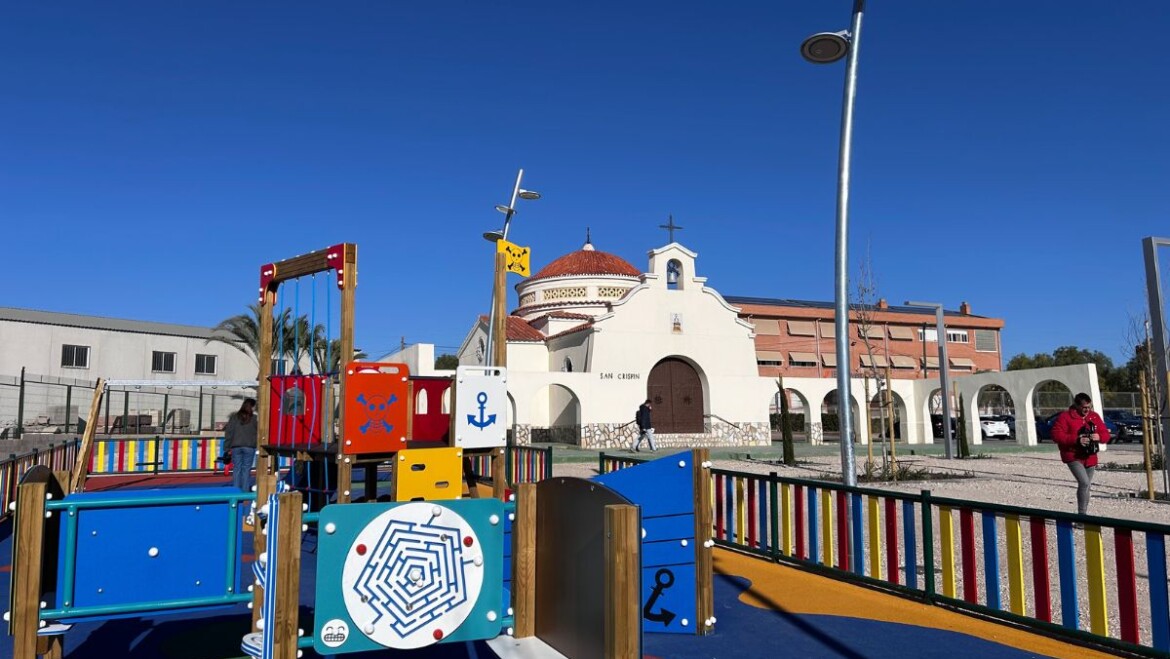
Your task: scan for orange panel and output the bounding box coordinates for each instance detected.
[343,362,410,455]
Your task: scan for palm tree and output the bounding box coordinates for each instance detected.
[208,303,294,367]
[314,337,367,373]
[211,305,366,374]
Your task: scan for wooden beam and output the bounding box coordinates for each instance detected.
[36,634,63,658]
[337,244,357,503]
[12,479,47,658]
[604,503,640,659]
[512,482,537,638]
[492,251,508,367]
[491,446,506,500]
[253,286,276,626]
[69,378,105,494]
[273,491,304,659]
[267,244,348,283]
[692,448,714,634]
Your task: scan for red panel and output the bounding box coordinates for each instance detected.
[794,486,805,560]
[885,497,899,585]
[410,377,452,443]
[960,508,978,604]
[269,374,327,447]
[1115,529,1140,643]
[324,243,347,289]
[836,491,849,571]
[343,362,410,455]
[1030,517,1052,622]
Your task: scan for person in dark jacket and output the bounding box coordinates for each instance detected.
[1050,392,1110,515]
[224,398,258,492]
[632,399,656,452]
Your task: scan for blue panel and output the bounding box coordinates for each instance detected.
[758,479,769,553]
[1055,520,1079,630]
[981,512,1001,610]
[594,451,695,518]
[1147,533,1169,651]
[643,514,694,543]
[313,499,506,655]
[644,539,695,567]
[808,487,819,565]
[850,493,863,575]
[641,564,696,636]
[65,498,237,610]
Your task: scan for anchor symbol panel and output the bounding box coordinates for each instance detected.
[454,366,508,450]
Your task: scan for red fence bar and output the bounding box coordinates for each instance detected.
[794,485,805,560]
[960,507,978,604]
[1115,529,1140,644]
[885,497,899,586]
[1030,516,1052,622]
[836,490,849,571]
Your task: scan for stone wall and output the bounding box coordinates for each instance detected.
[538,419,770,450]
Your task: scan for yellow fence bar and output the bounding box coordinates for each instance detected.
[1084,524,1110,636]
[735,477,746,546]
[1005,514,1026,615]
[939,506,956,599]
[821,488,834,567]
[868,495,881,580]
[780,483,793,555]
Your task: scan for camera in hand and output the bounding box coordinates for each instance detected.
[1077,421,1100,457]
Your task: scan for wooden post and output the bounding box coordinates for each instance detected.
[337,244,358,503]
[273,491,304,659]
[491,446,507,500]
[12,479,47,658]
[253,285,277,627]
[492,251,508,368]
[69,378,105,494]
[36,635,63,659]
[1141,371,1156,500]
[692,448,714,634]
[604,504,640,659]
[513,482,537,638]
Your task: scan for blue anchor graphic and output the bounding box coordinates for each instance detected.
[466,391,497,429]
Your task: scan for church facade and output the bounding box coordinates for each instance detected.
[455,239,774,450]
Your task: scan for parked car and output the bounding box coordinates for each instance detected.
[1103,409,1143,443]
[997,414,1017,437]
[931,414,957,438]
[1036,411,1117,441]
[980,415,1012,440]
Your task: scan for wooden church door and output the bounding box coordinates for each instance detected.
[646,357,704,433]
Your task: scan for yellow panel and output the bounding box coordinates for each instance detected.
[1005,515,1026,615]
[821,489,834,567]
[392,447,464,502]
[780,483,794,556]
[939,506,956,599]
[868,496,881,580]
[1084,525,1110,636]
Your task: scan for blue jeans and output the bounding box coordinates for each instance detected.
[231,447,255,492]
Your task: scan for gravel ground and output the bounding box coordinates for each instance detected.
[549,443,1170,647]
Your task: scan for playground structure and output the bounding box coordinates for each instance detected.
[3,241,715,659]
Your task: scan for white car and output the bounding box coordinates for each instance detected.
[980,416,1011,440]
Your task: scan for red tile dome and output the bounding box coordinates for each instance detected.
[529,243,641,281]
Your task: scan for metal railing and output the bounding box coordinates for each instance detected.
[598,452,1170,657]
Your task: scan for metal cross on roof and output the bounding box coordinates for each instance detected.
[659,214,684,242]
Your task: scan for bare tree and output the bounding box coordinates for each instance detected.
[852,248,889,471]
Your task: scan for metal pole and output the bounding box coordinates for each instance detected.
[1143,237,1170,462]
[15,367,25,440]
[833,1,864,486]
[936,307,954,459]
[485,169,524,367]
[65,385,72,434]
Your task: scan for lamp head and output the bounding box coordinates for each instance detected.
[494,204,512,215]
[801,30,851,64]
[518,189,541,200]
[483,230,504,242]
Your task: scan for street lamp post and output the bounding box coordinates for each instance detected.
[483,169,540,367]
[802,0,867,486]
[906,301,954,459]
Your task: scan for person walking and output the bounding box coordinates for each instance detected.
[224,398,258,492]
[632,399,656,452]
[1050,392,1110,515]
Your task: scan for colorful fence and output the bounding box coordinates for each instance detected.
[0,440,81,520]
[469,445,554,488]
[88,436,227,474]
[599,452,1170,658]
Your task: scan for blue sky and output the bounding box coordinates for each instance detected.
[2,2,1168,364]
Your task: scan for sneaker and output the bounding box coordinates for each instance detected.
[632,447,639,452]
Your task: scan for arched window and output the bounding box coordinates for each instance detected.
[416,388,428,415]
[441,387,451,414]
[563,357,573,372]
[667,259,682,290]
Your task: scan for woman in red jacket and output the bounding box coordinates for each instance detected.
[1049,392,1110,515]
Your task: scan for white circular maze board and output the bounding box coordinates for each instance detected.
[338,502,485,649]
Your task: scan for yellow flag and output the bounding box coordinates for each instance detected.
[498,239,531,277]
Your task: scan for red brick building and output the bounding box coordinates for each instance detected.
[724,296,1005,381]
